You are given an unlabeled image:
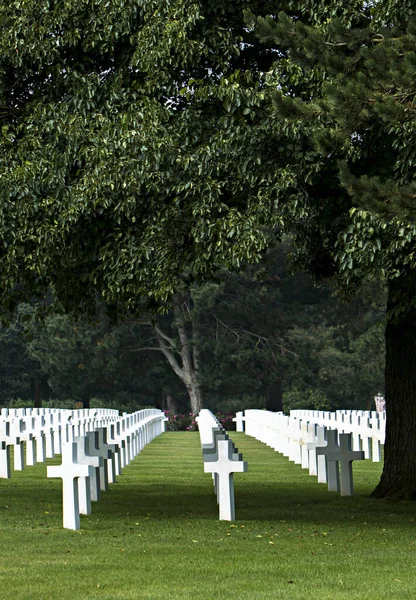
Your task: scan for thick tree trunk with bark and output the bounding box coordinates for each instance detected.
[372,270,416,499]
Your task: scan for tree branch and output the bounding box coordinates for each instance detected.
[154,326,185,382]
[129,347,164,352]
[154,323,176,349]
[173,294,194,378]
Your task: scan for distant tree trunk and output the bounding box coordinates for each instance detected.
[32,380,42,409]
[266,382,283,412]
[186,377,204,415]
[154,292,204,415]
[166,394,178,414]
[372,271,416,500]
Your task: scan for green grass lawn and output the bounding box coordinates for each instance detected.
[1,432,415,600]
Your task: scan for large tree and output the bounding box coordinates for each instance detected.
[246,2,416,498]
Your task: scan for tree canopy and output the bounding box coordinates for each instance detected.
[0,0,292,315]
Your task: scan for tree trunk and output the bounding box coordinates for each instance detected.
[266,382,283,412]
[166,394,178,414]
[372,270,416,499]
[32,380,42,409]
[186,378,204,415]
[154,292,204,414]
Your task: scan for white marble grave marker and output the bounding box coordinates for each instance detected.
[316,431,365,496]
[307,425,326,479]
[73,435,103,512]
[106,423,123,476]
[85,430,112,494]
[47,442,94,530]
[0,420,11,478]
[233,411,245,432]
[11,419,25,471]
[204,439,248,521]
[95,428,117,485]
[23,417,37,466]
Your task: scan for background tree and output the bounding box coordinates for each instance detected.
[194,244,385,413]
[0,308,49,406]
[21,307,187,410]
[0,256,385,416]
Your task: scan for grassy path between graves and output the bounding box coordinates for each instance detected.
[0,432,415,600]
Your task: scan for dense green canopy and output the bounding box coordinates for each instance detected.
[0,0,293,315]
[251,3,416,288]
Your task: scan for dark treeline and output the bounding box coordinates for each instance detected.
[1,243,385,414]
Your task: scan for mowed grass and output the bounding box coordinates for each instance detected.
[0,432,415,600]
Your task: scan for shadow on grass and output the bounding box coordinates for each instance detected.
[2,431,414,530]
[86,479,415,529]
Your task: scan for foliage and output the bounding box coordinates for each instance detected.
[4,398,75,410]
[282,388,332,413]
[194,245,385,412]
[0,307,51,404]
[164,411,198,432]
[249,6,416,288]
[215,411,237,431]
[0,0,297,317]
[0,244,385,413]
[15,304,188,409]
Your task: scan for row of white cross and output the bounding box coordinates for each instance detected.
[196,409,248,521]
[235,409,372,496]
[0,407,120,477]
[0,408,167,529]
[290,409,385,461]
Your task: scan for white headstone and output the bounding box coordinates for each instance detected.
[307,425,326,479]
[204,439,248,521]
[316,431,365,496]
[233,411,245,432]
[47,442,94,530]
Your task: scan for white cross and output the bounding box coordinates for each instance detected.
[81,433,105,501]
[22,417,37,466]
[300,422,312,469]
[47,442,94,530]
[33,417,47,463]
[10,419,25,471]
[369,413,384,462]
[94,428,118,485]
[73,436,103,512]
[307,425,327,480]
[0,420,11,478]
[233,411,245,432]
[106,423,124,476]
[85,430,113,494]
[316,431,365,495]
[202,429,229,461]
[204,440,248,521]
